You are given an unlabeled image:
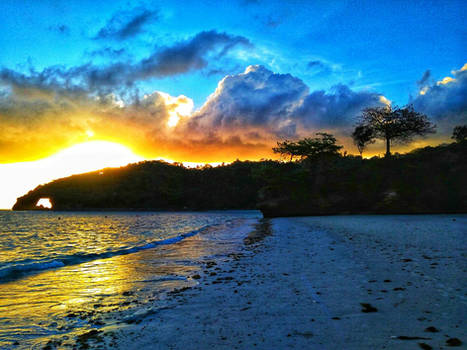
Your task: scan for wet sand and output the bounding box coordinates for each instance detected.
[97,215,465,349]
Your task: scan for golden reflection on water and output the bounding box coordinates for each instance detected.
[1,256,127,321]
[0,219,248,348]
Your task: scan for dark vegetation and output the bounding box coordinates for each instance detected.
[258,140,466,217]
[452,125,467,143]
[272,133,343,161]
[13,161,265,211]
[352,105,435,157]
[13,124,467,217]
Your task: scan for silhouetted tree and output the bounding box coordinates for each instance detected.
[452,125,467,143]
[354,105,435,156]
[273,133,343,161]
[352,124,375,156]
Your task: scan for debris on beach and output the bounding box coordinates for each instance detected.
[360,303,378,312]
[396,335,431,340]
[446,338,462,346]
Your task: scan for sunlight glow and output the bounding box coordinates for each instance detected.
[437,76,455,85]
[36,198,52,209]
[48,141,143,172]
[167,114,180,128]
[158,91,194,127]
[379,95,391,106]
[0,141,143,209]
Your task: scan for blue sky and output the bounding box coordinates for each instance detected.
[0,0,465,163]
[1,0,464,105]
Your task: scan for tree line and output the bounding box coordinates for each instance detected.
[273,104,465,160]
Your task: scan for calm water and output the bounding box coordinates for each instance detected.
[0,210,261,349]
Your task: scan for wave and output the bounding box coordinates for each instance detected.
[0,225,210,283]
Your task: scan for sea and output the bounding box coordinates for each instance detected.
[0,210,261,349]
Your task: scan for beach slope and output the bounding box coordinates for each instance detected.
[109,215,466,349]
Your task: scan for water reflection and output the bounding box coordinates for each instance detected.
[0,212,259,349]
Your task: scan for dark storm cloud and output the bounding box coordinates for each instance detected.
[94,7,158,40]
[0,31,252,92]
[190,65,385,138]
[411,65,467,124]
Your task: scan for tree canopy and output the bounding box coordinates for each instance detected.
[351,124,375,156]
[452,125,467,143]
[273,133,343,161]
[353,105,435,156]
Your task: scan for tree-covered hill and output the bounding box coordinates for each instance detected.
[258,141,467,217]
[12,160,267,211]
[12,141,467,216]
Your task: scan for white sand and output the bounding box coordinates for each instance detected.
[107,215,466,349]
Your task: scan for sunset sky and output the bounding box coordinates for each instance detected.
[0,0,466,208]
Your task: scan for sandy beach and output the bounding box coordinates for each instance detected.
[85,215,467,350]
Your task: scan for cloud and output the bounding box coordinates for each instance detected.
[135,31,252,79]
[189,65,385,139]
[307,60,325,69]
[0,31,252,93]
[306,60,334,77]
[6,63,450,164]
[189,65,308,138]
[87,47,127,59]
[296,84,385,128]
[0,80,188,162]
[417,70,431,86]
[94,7,158,40]
[411,63,467,127]
[0,31,254,161]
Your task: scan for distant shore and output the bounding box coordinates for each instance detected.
[104,214,465,349]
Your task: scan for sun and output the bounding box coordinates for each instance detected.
[48,141,143,174]
[0,141,143,209]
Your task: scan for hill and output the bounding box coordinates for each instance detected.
[258,141,467,217]
[13,142,467,216]
[12,160,266,211]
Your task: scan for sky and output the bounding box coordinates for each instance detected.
[0,0,466,208]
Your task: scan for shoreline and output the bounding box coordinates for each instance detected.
[8,207,467,219]
[100,214,465,349]
[0,213,260,350]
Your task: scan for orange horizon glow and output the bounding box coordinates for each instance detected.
[0,133,450,210]
[0,141,144,210]
[0,140,235,210]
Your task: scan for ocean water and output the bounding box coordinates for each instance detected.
[0,210,261,349]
